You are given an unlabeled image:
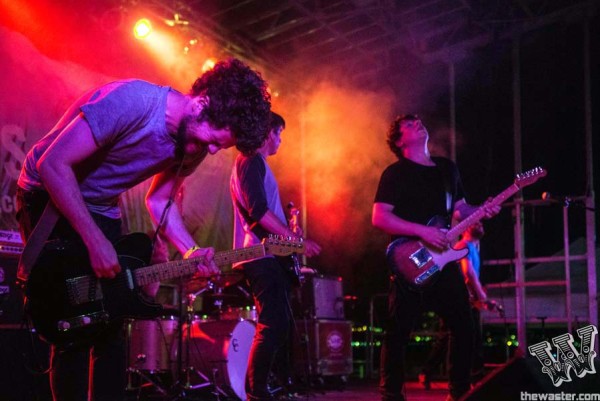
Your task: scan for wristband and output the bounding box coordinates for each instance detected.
[184,245,201,260]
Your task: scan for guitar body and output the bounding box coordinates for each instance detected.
[26,233,161,347]
[386,216,469,289]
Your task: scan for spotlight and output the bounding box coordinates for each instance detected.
[202,58,216,72]
[133,18,152,39]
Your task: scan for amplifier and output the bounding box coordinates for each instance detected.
[297,274,344,319]
[293,319,353,377]
[0,229,24,257]
[0,256,25,324]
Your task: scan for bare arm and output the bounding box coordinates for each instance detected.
[36,114,120,278]
[459,250,487,301]
[146,170,218,275]
[372,202,449,249]
[257,210,321,257]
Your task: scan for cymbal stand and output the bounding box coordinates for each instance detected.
[212,284,225,319]
[172,283,228,400]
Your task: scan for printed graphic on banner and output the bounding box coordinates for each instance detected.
[528,324,598,387]
[0,124,26,231]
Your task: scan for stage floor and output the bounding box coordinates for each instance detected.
[294,380,449,401]
[121,380,450,401]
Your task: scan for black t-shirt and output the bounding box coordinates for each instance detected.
[374,156,465,237]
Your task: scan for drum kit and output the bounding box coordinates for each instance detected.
[125,272,256,400]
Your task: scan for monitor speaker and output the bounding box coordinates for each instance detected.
[296,275,344,320]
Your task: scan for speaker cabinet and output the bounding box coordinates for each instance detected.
[296,275,344,320]
[293,319,353,377]
[0,255,26,325]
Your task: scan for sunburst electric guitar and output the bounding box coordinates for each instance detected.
[386,167,546,289]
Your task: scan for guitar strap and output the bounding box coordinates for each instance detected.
[16,200,60,284]
[437,161,454,217]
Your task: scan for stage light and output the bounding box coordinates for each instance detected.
[164,13,189,27]
[201,58,216,72]
[184,38,199,55]
[133,18,152,39]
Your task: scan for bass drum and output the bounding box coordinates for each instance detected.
[126,317,178,372]
[182,319,255,400]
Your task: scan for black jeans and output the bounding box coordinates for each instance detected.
[379,266,474,401]
[17,188,126,401]
[242,257,293,401]
[422,307,484,383]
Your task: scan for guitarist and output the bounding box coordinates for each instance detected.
[372,114,499,401]
[15,59,272,401]
[230,112,321,401]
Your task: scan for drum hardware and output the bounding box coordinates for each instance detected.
[169,283,227,400]
[125,274,253,400]
[125,317,174,396]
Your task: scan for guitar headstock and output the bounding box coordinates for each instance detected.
[262,235,305,257]
[515,167,547,188]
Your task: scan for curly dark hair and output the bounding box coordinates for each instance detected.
[386,114,419,159]
[191,58,271,155]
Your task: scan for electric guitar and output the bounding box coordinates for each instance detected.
[386,167,546,289]
[25,233,305,347]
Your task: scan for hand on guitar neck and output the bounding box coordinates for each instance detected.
[287,202,321,258]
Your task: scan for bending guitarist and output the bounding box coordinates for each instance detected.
[15,59,272,401]
[372,114,500,401]
[230,111,321,401]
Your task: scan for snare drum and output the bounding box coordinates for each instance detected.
[220,305,258,322]
[182,319,255,400]
[126,316,178,372]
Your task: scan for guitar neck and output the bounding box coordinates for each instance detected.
[134,244,266,287]
[446,183,521,243]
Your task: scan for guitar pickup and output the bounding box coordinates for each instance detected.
[409,247,432,269]
[66,276,104,305]
[415,264,440,285]
[57,311,109,332]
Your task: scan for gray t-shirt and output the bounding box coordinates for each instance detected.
[230,153,286,263]
[18,79,204,218]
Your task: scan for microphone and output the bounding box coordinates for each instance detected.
[541,192,572,204]
[236,285,252,299]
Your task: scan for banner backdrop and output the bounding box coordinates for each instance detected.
[0,26,234,255]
